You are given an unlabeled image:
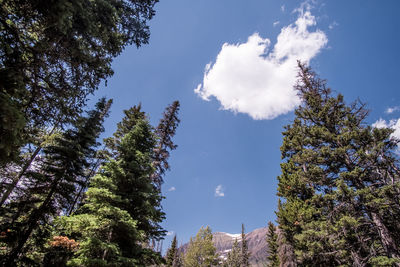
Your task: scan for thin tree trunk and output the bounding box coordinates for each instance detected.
[5,175,61,265]
[370,211,400,265]
[1,124,58,207]
[351,251,366,267]
[102,229,113,260]
[67,158,102,215]
[0,146,41,207]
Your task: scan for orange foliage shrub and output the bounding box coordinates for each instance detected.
[49,236,79,251]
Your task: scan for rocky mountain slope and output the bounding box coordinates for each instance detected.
[180,227,269,266]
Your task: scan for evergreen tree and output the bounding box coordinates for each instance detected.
[166,235,179,267]
[1,98,111,265]
[240,224,250,267]
[61,105,166,266]
[266,222,279,267]
[152,101,180,190]
[276,225,296,267]
[184,226,218,267]
[0,0,159,166]
[224,238,241,267]
[276,62,400,266]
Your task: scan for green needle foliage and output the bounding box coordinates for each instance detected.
[166,235,180,267]
[61,105,167,266]
[0,0,159,165]
[266,222,279,267]
[240,224,250,267]
[276,62,400,266]
[1,98,111,265]
[224,238,241,267]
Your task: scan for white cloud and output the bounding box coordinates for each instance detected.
[168,186,176,192]
[273,21,280,27]
[215,185,225,197]
[194,7,327,120]
[167,231,174,236]
[386,106,400,114]
[281,5,285,12]
[328,21,339,30]
[372,118,400,140]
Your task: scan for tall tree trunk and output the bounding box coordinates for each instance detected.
[370,211,400,264]
[5,176,60,265]
[67,158,102,215]
[1,124,58,207]
[0,146,41,207]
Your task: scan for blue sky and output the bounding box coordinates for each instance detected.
[89,0,400,249]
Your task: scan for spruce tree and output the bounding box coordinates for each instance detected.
[266,222,279,267]
[0,0,160,165]
[1,98,111,265]
[224,238,241,267]
[61,105,166,266]
[276,62,400,266]
[152,101,180,190]
[166,235,179,267]
[240,224,250,267]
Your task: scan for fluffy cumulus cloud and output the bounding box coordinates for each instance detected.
[372,118,400,140]
[194,8,327,120]
[215,185,225,197]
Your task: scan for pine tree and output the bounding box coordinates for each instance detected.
[276,62,400,266]
[166,235,179,267]
[224,238,241,267]
[266,222,279,267]
[276,225,296,267]
[61,105,166,266]
[1,98,111,265]
[152,101,180,190]
[184,226,218,267]
[0,0,160,166]
[240,224,250,267]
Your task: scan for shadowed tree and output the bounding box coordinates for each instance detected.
[1,98,111,265]
[0,0,159,165]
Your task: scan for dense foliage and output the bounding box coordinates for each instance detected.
[275,62,400,266]
[0,0,159,165]
[184,226,218,267]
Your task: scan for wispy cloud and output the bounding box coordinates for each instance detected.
[167,231,174,236]
[194,6,327,120]
[386,106,400,114]
[273,21,280,27]
[215,185,225,197]
[281,5,285,12]
[168,186,176,192]
[328,21,339,30]
[372,118,400,140]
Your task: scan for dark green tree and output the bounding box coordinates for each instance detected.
[1,98,111,265]
[266,222,279,267]
[61,105,167,266]
[276,62,400,266]
[152,100,180,190]
[240,224,250,267]
[0,0,159,166]
[166,235,179,267]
